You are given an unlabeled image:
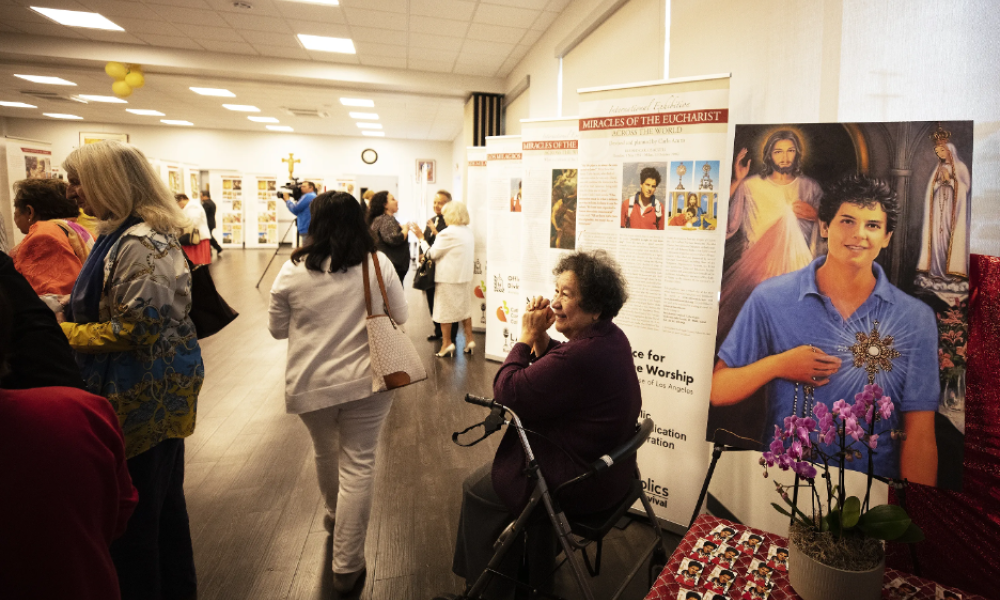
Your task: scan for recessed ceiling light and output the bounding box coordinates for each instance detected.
[297,34,355,54]
[126,108,165,116]
[340,98,374,107]
[0,101,37,108]
[349,112,378,120]
[44,113,83,120]
[356,122,382,129]
[76,94,127,103]
[30,7,124,31]
[15,74,76,86]
[248,116,279,123]
[190,87,235,97]
[161,119,194,126]
[267,125,294,132]
[223,104,260,112]
[362,131,385,137]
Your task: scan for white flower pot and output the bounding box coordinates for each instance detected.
[788,540,885,600]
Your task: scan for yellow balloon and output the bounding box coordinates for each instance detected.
[124,71,145,89]
[112,80,133,98]
[105,61,127,79]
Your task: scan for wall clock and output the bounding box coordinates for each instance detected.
[361,148,378,164]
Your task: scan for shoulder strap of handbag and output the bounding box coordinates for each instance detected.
[361,252,395,321]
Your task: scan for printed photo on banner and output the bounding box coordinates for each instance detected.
[936,585,963,600]
[416,159,436,183]
[620,161,666,230]
[675,558,705,587]
[764,545,788,571]
[79,131,128,146]
[510,178,522,212]
[712,545,740,569]
[884,577,919,599]
[705,565,736,593]
[735,531,763,555]
[707,121,972,491]
[707,523,738,544]
[747,558,773,584]
[739,580,773,600]
[688,538,720,562]
[23,154,49,178]
[676,590,703,600]
[550,169,577,249]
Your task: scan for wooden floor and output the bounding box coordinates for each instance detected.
[188,248,678,600]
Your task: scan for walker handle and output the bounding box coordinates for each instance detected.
[464,394,494,408]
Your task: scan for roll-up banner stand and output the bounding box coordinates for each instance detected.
[247,174,280,248]
[210,170,245,248]
[484,136,523,361]
[576,74,732,529]
[0,138,54,247]
[467,147,488,333]
[519,118,580,317]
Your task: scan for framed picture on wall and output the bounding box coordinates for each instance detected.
[416,159,436,184]
[80,132,129,146]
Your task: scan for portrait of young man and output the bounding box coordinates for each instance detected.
[621,165,665,230]
[711,174,940,484]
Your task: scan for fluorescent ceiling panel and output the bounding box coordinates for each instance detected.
[77,94,127,103]
[340,97,374,107]
[44,113,83,119]
[161,119,194,126]
[190,87,235,97]
[267,125,294,132]
[30,7,124,31]
[248,116,280,123]
[349,112,378,120]
[0,101,37,108]
[362,131,385,137]
[126,109,165,116]
[356,122,382,129]
[15,74,76,86]
[297,34,355,53]
[223,104,260,112]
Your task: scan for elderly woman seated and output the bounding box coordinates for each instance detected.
[11,178,93,296]
[443,250,641,600]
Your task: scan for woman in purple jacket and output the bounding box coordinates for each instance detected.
[445,250,641,600]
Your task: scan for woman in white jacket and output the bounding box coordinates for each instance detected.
[412,201,475,357]
[175,193,211,264]
[268,191,407,595]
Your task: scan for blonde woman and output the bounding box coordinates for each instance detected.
[60,140,204,600]
[412,201,476,356]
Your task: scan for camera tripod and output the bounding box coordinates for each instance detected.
[255,218,298,289]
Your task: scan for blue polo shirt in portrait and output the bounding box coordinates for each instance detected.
[718,256,940,479]
[286,191,316,236]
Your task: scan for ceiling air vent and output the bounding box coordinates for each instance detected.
[20,90,81,104]
[284,107,328,118]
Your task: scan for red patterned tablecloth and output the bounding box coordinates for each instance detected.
[645,515,984,600]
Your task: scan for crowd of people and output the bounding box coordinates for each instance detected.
[1,139,642,600]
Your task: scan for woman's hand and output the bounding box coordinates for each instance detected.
[777,345,841,386]
[411,224,424,240]
[519,296,555,351]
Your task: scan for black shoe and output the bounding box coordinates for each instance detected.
[427,333,442,341]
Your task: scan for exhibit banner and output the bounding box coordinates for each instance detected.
[708,121,972,491]
[0,138,54,248]
[467,147,488,332]
[249,174,279,247]
[484,136,523,361]
[576,74,731,526]
[184,166,200,199]
[519,118,579,316]
[211,171,245,247]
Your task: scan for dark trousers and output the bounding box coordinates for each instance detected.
[111,438,197,600]
[425,286,458,341]
[453,464,555,600]
[207,228,223,253]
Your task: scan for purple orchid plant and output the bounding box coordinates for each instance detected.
[760,383,923,543]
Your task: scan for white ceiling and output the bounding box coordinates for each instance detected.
[0,0,570,139]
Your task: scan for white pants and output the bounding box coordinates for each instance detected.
[298,393,393,574]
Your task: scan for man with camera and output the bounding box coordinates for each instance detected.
[283,181,317,245]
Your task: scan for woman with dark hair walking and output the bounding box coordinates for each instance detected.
[366,190,412,283]
[269,191,408,595]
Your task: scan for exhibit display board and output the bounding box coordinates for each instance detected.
[576,74,731,526]
[709,121,972,491]
[185,166,200,199]
[484,136,523,361]
[250,174,279,247]
[519,118,580,308]
[0,138,53,247]
[467,147,488,332]
[211,171,245,247]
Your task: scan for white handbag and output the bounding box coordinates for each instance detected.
[363,252,427,393]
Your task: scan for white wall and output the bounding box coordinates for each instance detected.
[0,118,453,228]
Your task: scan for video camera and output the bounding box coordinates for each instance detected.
[276,178,302,201]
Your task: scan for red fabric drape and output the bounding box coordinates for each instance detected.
[887,254,1000,598]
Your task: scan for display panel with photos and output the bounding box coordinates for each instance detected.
[257,177,278,245]
[707,121,972,490]
[220,176,244,245]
